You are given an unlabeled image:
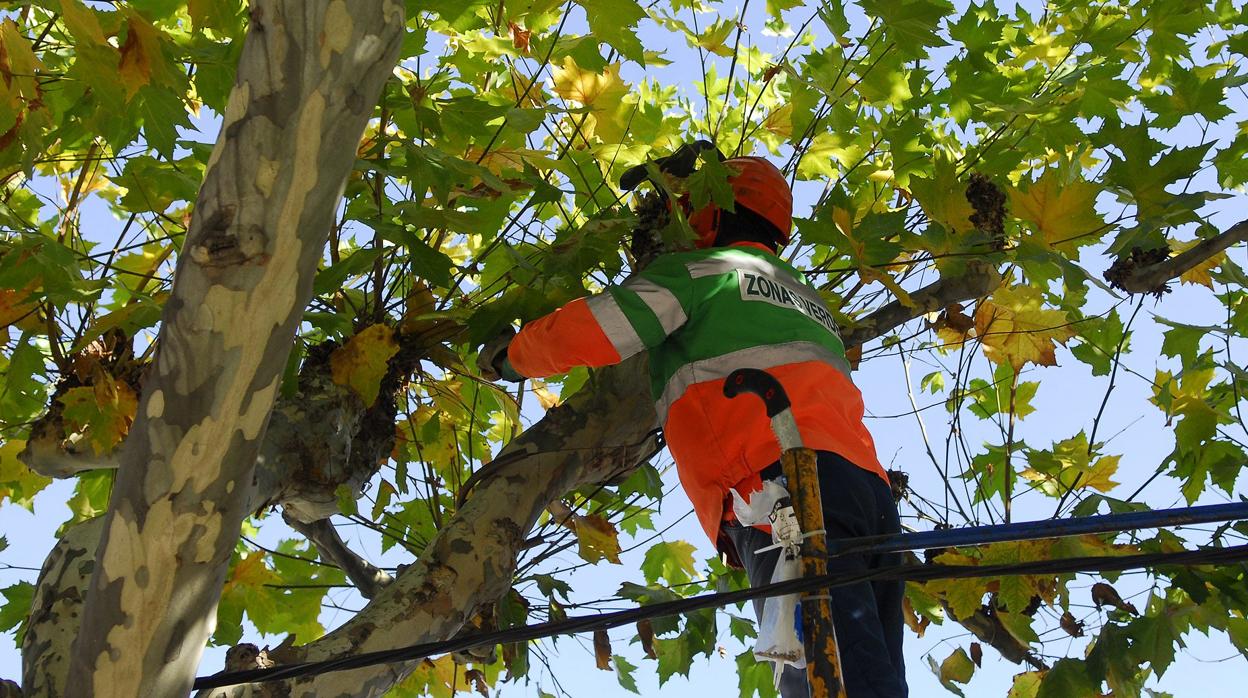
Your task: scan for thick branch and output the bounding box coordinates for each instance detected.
[202,356,660,698]
[20,517,105,698]
[284,516,393,599]
[65,4,405,697]
[1108,219,1248,295]
[842,261,1003,350]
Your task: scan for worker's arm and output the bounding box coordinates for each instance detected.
[502,256,693,379]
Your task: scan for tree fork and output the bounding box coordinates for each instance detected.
[200,357,660,697]
[64,3,404,697]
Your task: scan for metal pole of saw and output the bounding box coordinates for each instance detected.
[724,368,847,698]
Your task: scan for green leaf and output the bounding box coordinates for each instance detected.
[1070,309,1127,377]
[66,470,113,524]
[735,649,778,698]
[654,633,694,685]
[860,0,954,58]
[574,0,647,64]
[728,614,757,642]
[640,540,698,586]
[613,654,640,694]
[1127,606,1184,675]
[0,581,34,647]
[1036,658,1099,698]
[685,154,737,214]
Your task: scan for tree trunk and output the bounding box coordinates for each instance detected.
[64,3,404,697]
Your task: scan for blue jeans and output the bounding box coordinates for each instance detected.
[723,451,908,698]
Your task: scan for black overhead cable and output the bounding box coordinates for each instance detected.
[193,542,1248,691]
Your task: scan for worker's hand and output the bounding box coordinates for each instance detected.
[477,328,523,382]
[620,140,725,191]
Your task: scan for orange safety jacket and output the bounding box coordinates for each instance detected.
[508,242,887,549]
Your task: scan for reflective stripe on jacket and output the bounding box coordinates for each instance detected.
[508,242,887,546]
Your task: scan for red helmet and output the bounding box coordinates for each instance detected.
[686,157,793,248]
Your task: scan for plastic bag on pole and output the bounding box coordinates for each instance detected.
[730,482,806,684]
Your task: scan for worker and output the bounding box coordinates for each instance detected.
[477,142,907,697]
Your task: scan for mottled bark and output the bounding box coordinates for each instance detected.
[841,261,1003,349]
[65,3,405,697]
[202,357,660,698]
[20,518,105,698]
[1106,218,1247,295]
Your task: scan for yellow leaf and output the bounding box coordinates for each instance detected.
[924,576,985,620]
[0,283,39,329]
[574,513,622,564]
[692,18,737,57]
[1008,170,1105,252]
[394,654,458,698]
[550,57,631,142]
[1007,671,1043,698]
[939,647,975,685]
[465,146,557,176]
[761,103,793,139]
[59,0,106,45]
[532,379,560,409]
[330,324,400,406]
[0,439,52,509]
[222,552,279,596]
[796,131,865,180]
[117,11,165,100]
[551,56,627,108]
[59,376,139,454]
[974,285,1076,370]
[1171,238,1226,288]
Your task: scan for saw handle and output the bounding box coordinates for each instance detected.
[723,368,791,417]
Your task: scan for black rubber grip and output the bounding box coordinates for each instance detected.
[722,368,790,417]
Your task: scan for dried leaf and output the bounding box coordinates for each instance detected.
[902,595,931,638]
[637,619,657,658]
[1091,582,1138,615]
[844,343,863,370]
[117,11,163,100]
[547,500,575,529]
[970,642,983,667]
[0,283,39,329]
[508,21,532,53]
[1059,611,1085,637]
[464,668,488,696]
[593,629,612,670]
[329,324,400,406]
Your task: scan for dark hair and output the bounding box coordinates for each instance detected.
[712,204,784,251]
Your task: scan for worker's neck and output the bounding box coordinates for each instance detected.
[727,241,778,254]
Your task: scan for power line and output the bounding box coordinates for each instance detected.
[193,542,1248,691]
[828,500,1248,557]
